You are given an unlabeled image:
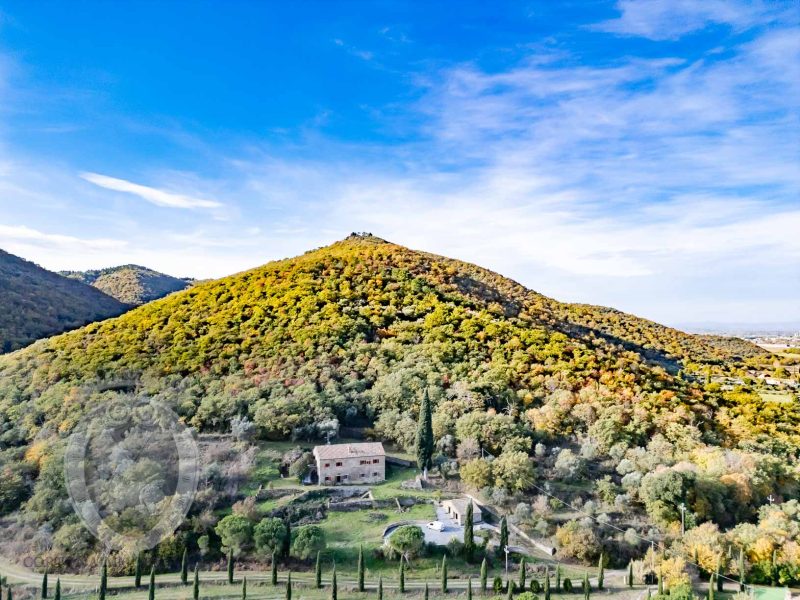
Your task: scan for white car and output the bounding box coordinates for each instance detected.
[426,521,446,532]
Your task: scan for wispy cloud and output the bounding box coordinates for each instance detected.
[80,172,223,209]
[0,224,126,250]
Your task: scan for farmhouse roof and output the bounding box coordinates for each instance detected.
[313,442,385,460]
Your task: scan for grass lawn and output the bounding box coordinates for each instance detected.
[758,390,796,403]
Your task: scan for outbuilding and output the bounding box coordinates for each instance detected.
[442,498,482,525]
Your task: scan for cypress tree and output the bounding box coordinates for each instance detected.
[358,545,365,592]
[467,577,473,600]
[628,562,634,588]
[399,561,405,593]
[556,564,561,592]
[193,564,199,600]
[227,548,234,584]
[708,575,715,600]
[506,579,513,600]
[135,553,143,588]
[598,553,605,590]
[331,568,337,600]
[544,567,550,600]
[480,558,488,593]
[315,551,322,588]
[441,555,448,593]
[378,576,383,600]
[464,501,475,562]
[271,552,278,586]
[499,517,508,557]
[738,547,746,591]
[7,586,11,600]
[54,580,60,600]
[285,572,291,600]
[658,569,664,596]
[583,573,590,600]
[424,582,429,600]
[99,561,107,600]
[771,550,778,586]
[716,558,724,592]
[415,390,434,472]
[282,518,292,559]
[41,569,48,599]
[181,548,189,585]
[519,558,526,590]
[148,565,155,600]
[242,576,247,600]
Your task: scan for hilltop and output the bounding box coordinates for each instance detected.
[0,249,129,353]
[60,264,192,305]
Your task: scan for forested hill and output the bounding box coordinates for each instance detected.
[60,264,192,305]
[0,249,129,353]
[0,234,794,456]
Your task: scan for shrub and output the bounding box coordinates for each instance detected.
[291,525,326,560]
[563,578,573,592]
[530,579,541,593]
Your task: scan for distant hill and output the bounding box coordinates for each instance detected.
[0,249,129,353]
[60,264,192,305]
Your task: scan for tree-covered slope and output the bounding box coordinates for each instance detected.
[0,249,129,353]
[60,264,192,305]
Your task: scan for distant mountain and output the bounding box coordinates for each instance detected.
[60,264,192,305]
[0,249,129,353]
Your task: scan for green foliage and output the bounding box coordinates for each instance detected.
[53,579,60,600]
[285,572,291,600]
[499,517,509,556]
[416,390,434,471]
[181,548,188,585]
[135,553,142,588]
[441,555,448,593]
[563,579,573,593]
[227,548,234,584]
[99,561,107,600]
[399,560,405,593]
[60,264,190,305]
[271,552,278,586]
[464,500,475,561]
[358,545,365,592]
[291,525,326,560]
[254,517,288,557]
[217,515,253,557]
[480,558,488,592]
[331,568,337,600]
[193,564,199,600]
[315,551,322,589]
[148,566,155,600]
[388,525,425,560]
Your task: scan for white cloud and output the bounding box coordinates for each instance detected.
[80,172,223,209]
[0,224,126,250]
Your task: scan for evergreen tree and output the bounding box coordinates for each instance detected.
[415,390,434,472]
[738,548,746,591]
[598,553,605,590]
[519,558,526,590]
[285,572,291,600]
[99,561,107,600]
[544,567,550,600]
[282,518,292,558]
[556,565,561,592]
[467,577,473,600]
[227,548,234,584]
[506,579,513,600]
[7,586,11,600]
[399,561,405,594]
[716,558,723,592]
[181,548,189,585]
[628,562,634,588]
[54,580,60,600]
[193,565,199,600]
[583,573,590,600]
[242,576,247,600]
[272,552,278,586]
[708,575,715,600]
[480,558,488,593]
[441,555,448,593]
[499,517,509,557]
[358,545,365,592]
[464,501,475,562]
[315,551,322,588]
[771,550,778,586]
[148,566,155,600]
[657,570,664,596]
[424,582,429,600]
[378,576,383,600]
[331,568,338,600]
[135,553,143,588]
[41,569,48,599]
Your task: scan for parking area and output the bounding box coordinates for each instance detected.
[385,503,494,547]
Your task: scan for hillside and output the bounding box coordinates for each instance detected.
[0,234,797,571]
[60,264,192,305]
[0,249,130,353]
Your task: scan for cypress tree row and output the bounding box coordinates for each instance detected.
[544,566,550,600]
[771,550,778,586]
[441,555,448,593]
[658,569,664,596]
[480,558,488,593]
[738,548,746,591]
[41,569,48,599]
[7,586,11,600]
[518,558,526,590]
[556,565,561,592]
[424,582,429,600]
[499,518,509,557]
[358,545,365,592]
[285,572,291,600]
[242,576,247,600]
[315,551,322,588]
[99,561,107,600]
[181,548,188,585]
[378,576,383,600]
[331,567,337,600]
[716,558,724,592]
[415,390,434,472]
[583,573,590,600]
[708,575,715,600]
[506,579,513,600]
[598,553,605,590]
[464,501,475,562]
[628,562,634,588]
[272,552,278,586]
[53,579,60,600]
[135,553,142,588]
[148,565,155,600]
[227,548,234,584]
[467,577,473,600]
[193,565,199,600]
[399,561,405,593]
[282,519,292,559]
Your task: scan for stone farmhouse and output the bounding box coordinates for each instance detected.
[313,442,386,485]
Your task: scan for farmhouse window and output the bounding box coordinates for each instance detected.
[373,459,380,463]
[336,461,342,466]
[324,463,330,467]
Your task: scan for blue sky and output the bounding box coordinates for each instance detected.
[0,1,798,327]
